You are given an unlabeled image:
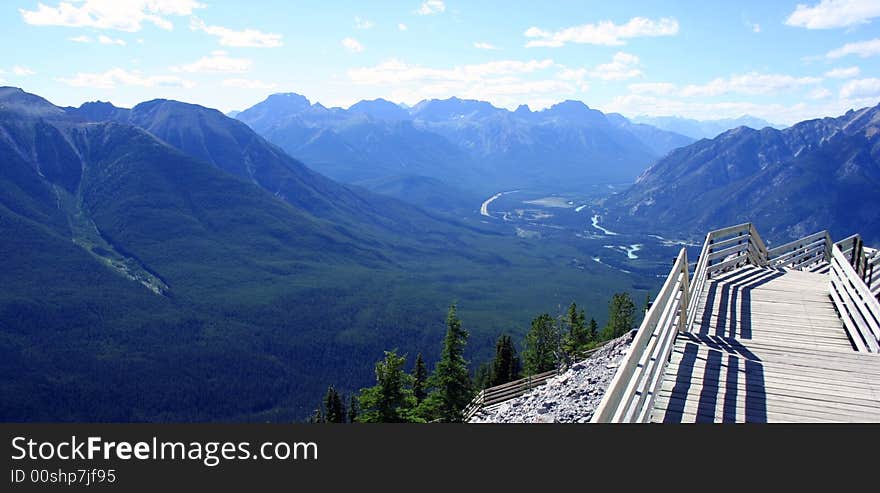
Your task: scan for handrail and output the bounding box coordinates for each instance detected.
[463,370,559,421]
[591,247,689,423]
[829,237,880,352]
[866,248,880,299]
[767,231,832,270]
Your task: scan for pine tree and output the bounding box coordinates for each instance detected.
[357,350,416,423]
[523,313,560,375]
[412,353,428,403]
[323,385,345,423]
[474,361,492,390]
[422,304,473,422]
[562,302,590,358]
[348,394,359,423]
[308,408,324,423]
[489,334,521,386]
[602,292,636,340]
[587,318,599,343]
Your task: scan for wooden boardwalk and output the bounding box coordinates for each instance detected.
[651,265,880,423]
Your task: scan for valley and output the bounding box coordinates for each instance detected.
[474,185,695,283]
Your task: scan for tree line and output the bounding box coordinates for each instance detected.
[309,292,638,423]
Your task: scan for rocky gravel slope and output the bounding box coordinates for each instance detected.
[469,331,634,423]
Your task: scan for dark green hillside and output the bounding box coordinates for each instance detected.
[71,98,489,238]
[1,88,649,421]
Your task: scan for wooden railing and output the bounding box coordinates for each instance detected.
[869,248,880,300]
[463,369,558,421]
[591,248,689,423]
[767,230,832,271]
[835,235,879,295]
[829,235,880,352]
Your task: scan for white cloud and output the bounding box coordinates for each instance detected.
[602,93,832,125]
[190,18,283,48]
[416,1,446,15]
[752,23,761,33]
[354,17,374,29]
[785,0,880,29]
[342,37,364,53]
[19,0,204,32]
[557,68,589,90]
[68,35,91,42]
[98,34,126,46]
[398,23,408,31]
[808,87,832,99]
[222,78,277,89]
[171,51,252,73]
[680,72,822,97]
[557,67,587,81]
[589,52,642,80]
[826,38,880,59]
[12,66,36,76]
[840,78,880,99]
[825,66,860,78]
[524,17,679,48]
[628,82,676,95]
[349,59,556,84]
[473,42,499,50]
[58,68,195,89]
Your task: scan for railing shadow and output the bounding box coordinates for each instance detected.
[662,266,782,422]
[662,337,767,423]
[696,268,785,340]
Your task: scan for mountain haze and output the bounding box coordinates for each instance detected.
[631,114,785,140]
[236,93,695,209]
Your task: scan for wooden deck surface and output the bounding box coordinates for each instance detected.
[651,265,880,423]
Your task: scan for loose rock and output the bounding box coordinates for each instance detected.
[468,332,634,423]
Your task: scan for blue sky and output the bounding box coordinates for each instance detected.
[2,0,880,124]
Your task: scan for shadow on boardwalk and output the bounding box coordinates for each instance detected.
[663,269,781,423]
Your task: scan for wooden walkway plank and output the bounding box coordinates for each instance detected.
[652,265,880,423]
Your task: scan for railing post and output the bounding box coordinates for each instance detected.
[851,237,861,267]
[824,232,833,263]
[707,237,714,278]
[679,249,689,333]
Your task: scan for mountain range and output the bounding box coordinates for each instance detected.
[631,115,785,140]
[603,104,880,244]
[235,94,697,211]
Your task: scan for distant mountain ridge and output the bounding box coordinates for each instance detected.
[631,114,786,140]
[603,103,880,243]
[235,93,698,209]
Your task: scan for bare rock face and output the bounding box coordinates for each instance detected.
[469,332,634,423]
